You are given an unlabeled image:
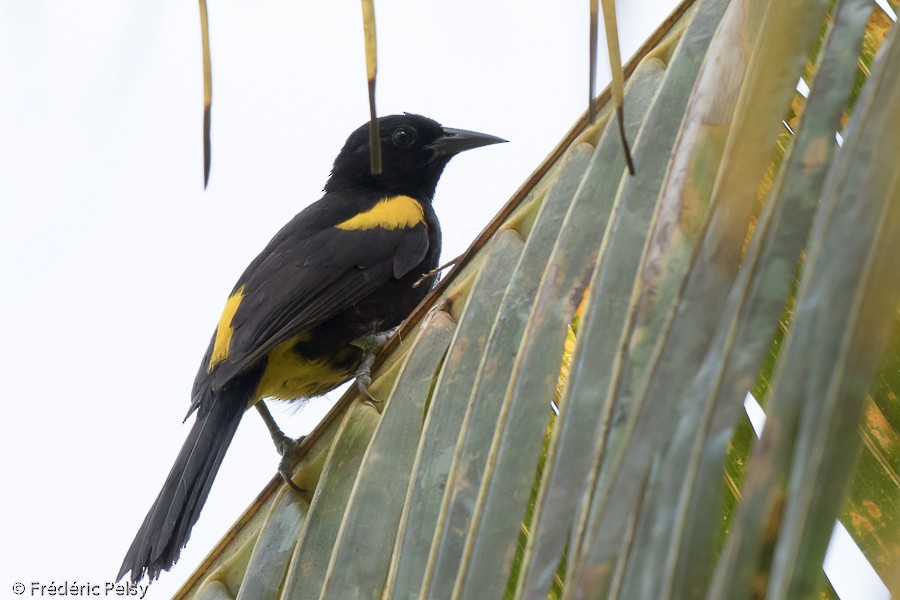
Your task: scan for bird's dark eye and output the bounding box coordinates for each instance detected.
[391,127,417,148]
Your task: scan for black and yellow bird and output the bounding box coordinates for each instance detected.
[117,114,504,582]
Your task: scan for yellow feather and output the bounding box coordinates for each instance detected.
[254,337,355,400]
[334,195,424,231]
[208,285,244,370]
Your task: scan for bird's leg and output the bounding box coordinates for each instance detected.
[413,254,463,288]
[254,401,305,494]
[351,328,397,402]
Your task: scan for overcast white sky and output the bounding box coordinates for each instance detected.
[0,1,888,599]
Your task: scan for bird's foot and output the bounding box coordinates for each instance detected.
[254,402,305,494]
[351,329,396,402]
[275,434,306,494]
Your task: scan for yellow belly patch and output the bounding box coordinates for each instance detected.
[209,285,245,371]
[335,195,424,231]
[254,337,355,400]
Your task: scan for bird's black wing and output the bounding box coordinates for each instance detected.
[207,200,430,390]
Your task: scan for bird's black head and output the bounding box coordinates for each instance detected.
[325,114,506,200]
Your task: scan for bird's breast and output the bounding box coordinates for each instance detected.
[254,334,362,401]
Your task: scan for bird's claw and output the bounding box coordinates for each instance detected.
[351,330,395,403]
[254,402,306,494]
[275,433,306,494]
[356,371,375,402]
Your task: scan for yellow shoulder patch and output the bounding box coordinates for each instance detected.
[335,195,425,231]
[209,285,245,371]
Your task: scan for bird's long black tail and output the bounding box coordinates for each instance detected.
[117,386,248,583]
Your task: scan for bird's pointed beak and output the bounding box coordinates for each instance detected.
[428,127,507,159]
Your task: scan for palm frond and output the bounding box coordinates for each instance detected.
[175,2,900,598]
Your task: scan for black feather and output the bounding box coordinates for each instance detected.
[116,366,260,582]
[119,114,504,583]
[210,200,436,389]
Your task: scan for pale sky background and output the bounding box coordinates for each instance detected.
[0,1,890,599]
